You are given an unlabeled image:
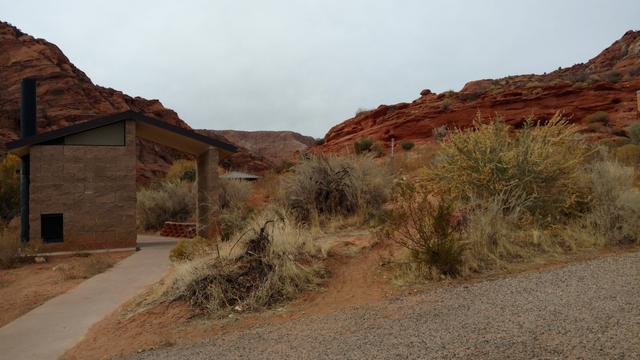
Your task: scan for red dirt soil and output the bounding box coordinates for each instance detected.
[62,235,399,360]
[0,252,132,327]
[319,31,640,152]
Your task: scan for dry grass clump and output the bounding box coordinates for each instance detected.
[427,113,590,223]
[137,180,195,231]
[56,254,119,280]
[218,179,254,241]
[152,209,324,315]
[0,226,21,268]
[280,154,392,225]
[563,160,640,247]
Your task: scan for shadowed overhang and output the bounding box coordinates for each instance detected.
[5,111,238,157]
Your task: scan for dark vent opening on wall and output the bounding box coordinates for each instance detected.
[41,213,64,243]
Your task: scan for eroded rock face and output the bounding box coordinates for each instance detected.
[0,21,272,183]
[320,31,640,152]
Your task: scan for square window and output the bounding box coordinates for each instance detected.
[41,213,63,243]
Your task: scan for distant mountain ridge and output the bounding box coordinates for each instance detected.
[208,130,316,164]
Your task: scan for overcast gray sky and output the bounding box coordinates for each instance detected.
[1,1,639,137]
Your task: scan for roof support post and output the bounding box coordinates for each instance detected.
[196,147,220,241]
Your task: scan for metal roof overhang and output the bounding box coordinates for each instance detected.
[5,111,237,157]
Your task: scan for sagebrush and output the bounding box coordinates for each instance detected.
[427,113,590,223]
[280,154,391,225]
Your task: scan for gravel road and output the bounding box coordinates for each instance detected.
[123,252,640,360]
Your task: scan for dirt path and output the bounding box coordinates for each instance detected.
[122,251,640,360]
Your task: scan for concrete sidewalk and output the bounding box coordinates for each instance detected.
[0,235,175,360]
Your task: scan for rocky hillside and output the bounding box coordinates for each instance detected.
[0,21,273,183]
[320,31,640,152]
[207,130,316,164]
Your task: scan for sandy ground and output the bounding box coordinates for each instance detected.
[0,252,131,328]
[62,233,396,359]
[123,250,640,360]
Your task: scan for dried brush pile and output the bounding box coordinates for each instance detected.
[154,210,324,314]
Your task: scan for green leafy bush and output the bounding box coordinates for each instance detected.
[441,99,451,111]
[353,138,374,154]
[400,141,415,151]
[584,111,609,125]
[627,122,640,144]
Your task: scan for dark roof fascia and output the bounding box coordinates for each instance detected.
[133,113,237,153]
[5,111,238,153]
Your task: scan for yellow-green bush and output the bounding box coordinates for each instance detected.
[427,114,590,223]
[166,159,196,182]
[136,180,195,231]
[614,144,640,166]
[627,122,640,145]
[169,237,216,262]
[584,111,609,125]
[0,154,20,224]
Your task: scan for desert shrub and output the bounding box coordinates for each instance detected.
[219,179,252,209]
[136,180,195,231]
[355,107,371,116]
[426,114,590,223]
[567,71,589,83]
[154,210,324,314]
[614,144,640,166]
[441,99,451,110]
[218,179,253,241]
[584,111,609,125]
[432,125,448,142]
[565,161,640,246]
[381,180,464,276]
[627,122,640,145]
[280,154,391,225]
[0,226,21,268]
[166,159,196,182]
[170,237,216,262]
[0,154,20,224]
[353,138,374,154]
[603,71,623,83]
[400,141,415,151]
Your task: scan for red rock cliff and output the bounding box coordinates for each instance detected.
[0,21,272,183]
[320,31,640,152]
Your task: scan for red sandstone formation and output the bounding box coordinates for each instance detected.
[0,21,273,183]
[320,31,640,152]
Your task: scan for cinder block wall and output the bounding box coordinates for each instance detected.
[29,120,137,252]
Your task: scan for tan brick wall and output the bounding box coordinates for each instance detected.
[29,120,137,252]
